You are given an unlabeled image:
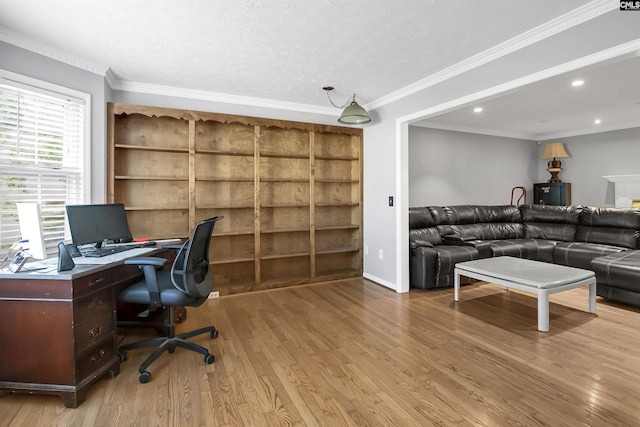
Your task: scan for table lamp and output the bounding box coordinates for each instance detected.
[541,142,570,183]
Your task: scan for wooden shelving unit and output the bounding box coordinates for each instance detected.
[107,103,362,295]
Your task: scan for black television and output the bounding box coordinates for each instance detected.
[66,203,133,249]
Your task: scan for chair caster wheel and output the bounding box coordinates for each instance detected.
[119,351,128,362]
[210,329,219,339]
[139,370,151,384]
[204,354,215,364]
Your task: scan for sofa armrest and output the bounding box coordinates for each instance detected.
[410,237,434,249]
[442,235,492,258]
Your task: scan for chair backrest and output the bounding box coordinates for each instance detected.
[171,216,223,298]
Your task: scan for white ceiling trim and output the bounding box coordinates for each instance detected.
[417,121,534,140]
[366,0,617,111]
[537,120,640,140]
[110,78,337,116]
[0,27,109,76]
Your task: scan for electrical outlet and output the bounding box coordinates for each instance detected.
[208,291,219,299]
[365,246,369,255]
[378,249,383,259]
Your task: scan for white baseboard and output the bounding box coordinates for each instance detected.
[363,273,399,292]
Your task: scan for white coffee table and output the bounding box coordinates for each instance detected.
[454,256,596,332]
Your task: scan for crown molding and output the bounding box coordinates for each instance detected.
[537,121,640,140]
[0,27,109,76]
[414,121,535,140]
[366,0,617,111]
[111,79,337,116]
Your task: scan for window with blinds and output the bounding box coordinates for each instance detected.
[0,77,87,259]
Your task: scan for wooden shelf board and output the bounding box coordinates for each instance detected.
[212,230,255,237]
[316,247,360,255]
[261,252,310,260]
[125,206,187,211]
[195,178,254,183]
[316,224,359,231]
[313,269,361,279]
[196,149,254,157]
[315,202,359,207]
[314,155,359,161]
[260,152,310,159]
[115,144,188,153]
[211,256,255,265]
[115,176,188,181]
[261,204,310,208]
[197,204,254,209]
[315,179,360,183]
[260,178,310,183]
[261,227,309,234]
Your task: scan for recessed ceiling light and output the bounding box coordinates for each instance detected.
[594,119,601,124]
[572,80,584,87]
[473,107,483,113]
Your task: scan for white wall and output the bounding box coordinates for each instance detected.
[409,127,537,206]
[539,127,640,207]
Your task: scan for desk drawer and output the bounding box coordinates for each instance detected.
[76,338,116,381]
[75,312,115,353]
[74,288,113,321]
[73,269,116,299]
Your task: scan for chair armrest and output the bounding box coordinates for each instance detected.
[123,257,167,311]
[163,243,186,251]
[124,256,167,267]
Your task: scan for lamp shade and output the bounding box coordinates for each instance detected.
[541,142,570,159]
[338,100,371,125]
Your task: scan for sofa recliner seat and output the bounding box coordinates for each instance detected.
[591,251,640,307]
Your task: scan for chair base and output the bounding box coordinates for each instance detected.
[119,320,218,383]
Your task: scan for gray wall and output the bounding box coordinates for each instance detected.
[539,127,640,207]
[409,127,537,206]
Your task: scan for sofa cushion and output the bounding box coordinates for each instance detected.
[489,239,557,263]
[448,223,524,240]
[520,204,581,241]
[554,241,629,270]
[576,206,640,249]
[444,205,521,224]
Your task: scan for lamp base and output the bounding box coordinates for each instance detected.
[547,160,563,183]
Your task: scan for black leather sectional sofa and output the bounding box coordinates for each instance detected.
[409,204,640,307]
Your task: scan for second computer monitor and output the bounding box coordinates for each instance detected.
[16,202,48,260]
[66,203,133,248]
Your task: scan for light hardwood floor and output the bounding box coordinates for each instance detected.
[2,278,640,426]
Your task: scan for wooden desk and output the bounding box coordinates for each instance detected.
[0,248,167,407]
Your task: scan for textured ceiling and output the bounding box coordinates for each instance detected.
[0,0,589,108]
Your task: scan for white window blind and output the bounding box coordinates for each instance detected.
[0,82,86,258]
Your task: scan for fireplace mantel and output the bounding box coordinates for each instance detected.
[604,174,640,208]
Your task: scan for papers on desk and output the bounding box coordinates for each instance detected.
[73,247,157,265]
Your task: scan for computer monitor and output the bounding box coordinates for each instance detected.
[65,203,133,249]
[16,202,48,260]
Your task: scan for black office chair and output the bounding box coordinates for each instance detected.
[118,216,223,383]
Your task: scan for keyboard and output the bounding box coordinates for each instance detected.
[83,245,135,258]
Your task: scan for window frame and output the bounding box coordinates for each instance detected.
[0,68,91,257]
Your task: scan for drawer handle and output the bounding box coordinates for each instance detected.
[89,326,103,338]
[89,277,105,287]
[89,298,105,310]
[91,349,105,363]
